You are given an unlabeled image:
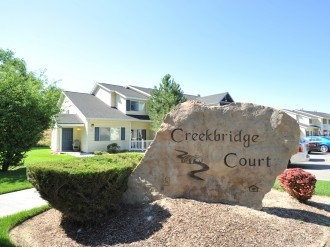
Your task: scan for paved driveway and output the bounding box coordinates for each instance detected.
[289,152,330,181]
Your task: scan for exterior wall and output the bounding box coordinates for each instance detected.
[87,119,132,152]
[283,110,318,137]
[116,95,126,113]
[51,127,61,153]
[94,87,111,106]
[80,125,88,152]
[61,98,80,114]
[111,92,116,107]
[298,115,310,126]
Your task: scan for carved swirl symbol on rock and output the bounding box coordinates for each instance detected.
[175,149,209,181]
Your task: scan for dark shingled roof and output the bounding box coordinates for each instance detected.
[56,114,84,124]
[197,92,233,105]
[129,85,153,95]
[185,94,199,101]
[129,85,199,101]
[98,83,148,100]
[63,91,149,120]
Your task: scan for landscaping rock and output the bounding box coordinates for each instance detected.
[123,101,300,209]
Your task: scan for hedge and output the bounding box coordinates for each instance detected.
[27,153,143,223]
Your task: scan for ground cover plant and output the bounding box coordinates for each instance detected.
[27,153,143,223]
[0,205,50,247]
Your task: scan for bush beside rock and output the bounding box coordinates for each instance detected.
[27,153,143,223]
[277,168,316,202]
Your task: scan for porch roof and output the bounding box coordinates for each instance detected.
[56,114,84,125]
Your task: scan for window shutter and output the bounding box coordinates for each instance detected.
[121,127,125,140]
[95,127,99,141]
[126,100,130,111]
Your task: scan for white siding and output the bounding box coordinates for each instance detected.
[116,95,126,113]
[61,98,79,114]
[94,87,111,106]
[87,120,131,152]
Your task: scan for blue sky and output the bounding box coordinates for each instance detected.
[1,1,329,112]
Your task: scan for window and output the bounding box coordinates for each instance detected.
[95,127,125,141]
[328,120,330,124]
[126,100,145,111]
[323,119,327,124]
[309,119,313,124]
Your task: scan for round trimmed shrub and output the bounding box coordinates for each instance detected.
[27,153,143,223]
[107,143,120,153]
[277,168,316,202]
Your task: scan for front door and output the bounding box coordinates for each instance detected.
[62,128,73,151]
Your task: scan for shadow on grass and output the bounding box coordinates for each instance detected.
[60,203,171,246]
[0,167,28,183]
[0,167,32,194]
[263,207,330,227]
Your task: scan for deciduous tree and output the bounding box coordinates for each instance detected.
[0,49,61,172]
[146,74,186,134]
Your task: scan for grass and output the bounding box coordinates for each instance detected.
[0,167,33,194]
[273,179,330,197]
[24,147,76,165]
[0,205,50,247]
[0,147,76,195]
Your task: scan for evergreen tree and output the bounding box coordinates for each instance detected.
[146,74,186,134]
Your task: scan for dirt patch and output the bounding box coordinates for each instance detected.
[10,189,330,247]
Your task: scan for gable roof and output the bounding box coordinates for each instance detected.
[128,85,198,100]
[128,85,153,96]
[63,91,149,121]
[94,82,233,104]
[197,92,234,105]
[96,83,148,100]
[298,110,330,119]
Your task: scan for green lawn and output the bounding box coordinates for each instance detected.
[0,167,33,194]
[24,147,76,165]
[0,205,50,247]
[0,148,76,195]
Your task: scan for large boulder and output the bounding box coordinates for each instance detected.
[123,101,300,209]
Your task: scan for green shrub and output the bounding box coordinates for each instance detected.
[27,153,143,223]
[107,143,120,153]
[94,150,103,155]
[277,168,316,202]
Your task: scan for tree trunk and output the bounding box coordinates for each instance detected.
[1,162,9,172]
[1,152,13,172]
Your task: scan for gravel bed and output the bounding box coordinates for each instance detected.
[10,189,330,247]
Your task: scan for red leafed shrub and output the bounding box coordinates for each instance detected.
[277,168,316,202]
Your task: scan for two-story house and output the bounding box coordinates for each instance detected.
[283,109,330,137]
[51,83,234,153]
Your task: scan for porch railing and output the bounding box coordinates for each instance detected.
[129,139,153,151]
